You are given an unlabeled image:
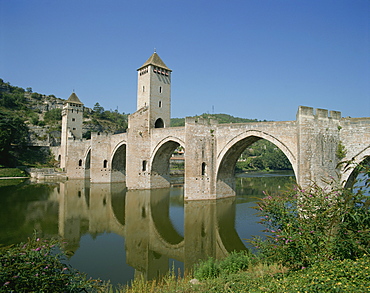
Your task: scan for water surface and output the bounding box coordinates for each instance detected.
[0,172,295,285]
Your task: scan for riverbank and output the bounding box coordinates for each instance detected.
[0,168,28,178]
[0,167,67,181]
[117,256,369,292]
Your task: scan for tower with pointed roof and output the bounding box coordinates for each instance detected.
[60,92,84,169]
[137,52,172,128]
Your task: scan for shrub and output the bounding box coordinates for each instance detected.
[194,251,253,280]
[0,235,102,292]
[219,250,252,275]
[194,257,220,280]
[250,174,370,269]
[270,255,370,292]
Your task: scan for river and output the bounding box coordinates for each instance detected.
[0,172,297,285]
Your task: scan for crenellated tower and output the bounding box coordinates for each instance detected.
[137,52,172,128]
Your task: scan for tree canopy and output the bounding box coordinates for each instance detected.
[0,110,28,166]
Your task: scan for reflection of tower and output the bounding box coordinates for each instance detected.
[125,190,169,281]
[137,52,172,129]
[60,93,84,169]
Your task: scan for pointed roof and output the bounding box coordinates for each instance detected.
[67,92,83,105]
[138,52,172,71]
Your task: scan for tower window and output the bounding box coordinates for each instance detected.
[159,101,162,108]
[103,160,108,168]
[159,86,162,93]
[72,118,75,121]
[143,86,145,92]
[78,159,82,167]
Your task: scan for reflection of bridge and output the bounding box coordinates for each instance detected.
[58,181,246,280]
[57,53,370,200]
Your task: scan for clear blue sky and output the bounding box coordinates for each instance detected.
[1,0,369,121]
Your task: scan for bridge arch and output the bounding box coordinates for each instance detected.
[111,142,127,182]
[150,136,185,189]
[341,145,370,188]
[151,136,185,174]
[216,130,297,195]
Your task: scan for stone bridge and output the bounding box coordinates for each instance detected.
[58,52,370,200]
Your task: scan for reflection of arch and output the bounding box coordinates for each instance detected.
[216,197,247,254]
[150,189,183,245]
[84,148,91,170]
[110,184,127,227]
[217,131,297,185]
[155,118,164,128]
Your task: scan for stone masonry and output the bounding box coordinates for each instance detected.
[55,52,370,200]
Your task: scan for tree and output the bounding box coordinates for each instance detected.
[93,102,104,115]
[0,110,28,166]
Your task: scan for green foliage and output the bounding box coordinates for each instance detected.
[44,108,62,124]
[0,110,28,166]
[194,257,220,280]
[218,250,252,275]
[194,251,252,280]
[93,102,104,115]
[170,117,185,127]
[250,172,370,269]
[336,140,347,160]
[0,168,28,177]
[269,256,370,292]
[0,235,103,292]
[88,103,128,134]
[17,147,57,168]
[122,256,369,292]
[170,113,260,127]
[236,140,292,172]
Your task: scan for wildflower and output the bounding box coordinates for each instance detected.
[3,281,10,286]
[36,238,40,242]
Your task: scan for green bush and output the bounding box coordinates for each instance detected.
[219,250,252,275]
[269,255,370,292]
[194,257,220,280]
[194,251,253,280]
[0,235,102,292]
[250,175,370,269]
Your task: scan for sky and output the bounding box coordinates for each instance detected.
[1,0,369,121]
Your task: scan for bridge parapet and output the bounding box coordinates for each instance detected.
[185,116,218,125]
[297,106,341,120]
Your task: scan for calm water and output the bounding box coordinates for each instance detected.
[0,172,296,285]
